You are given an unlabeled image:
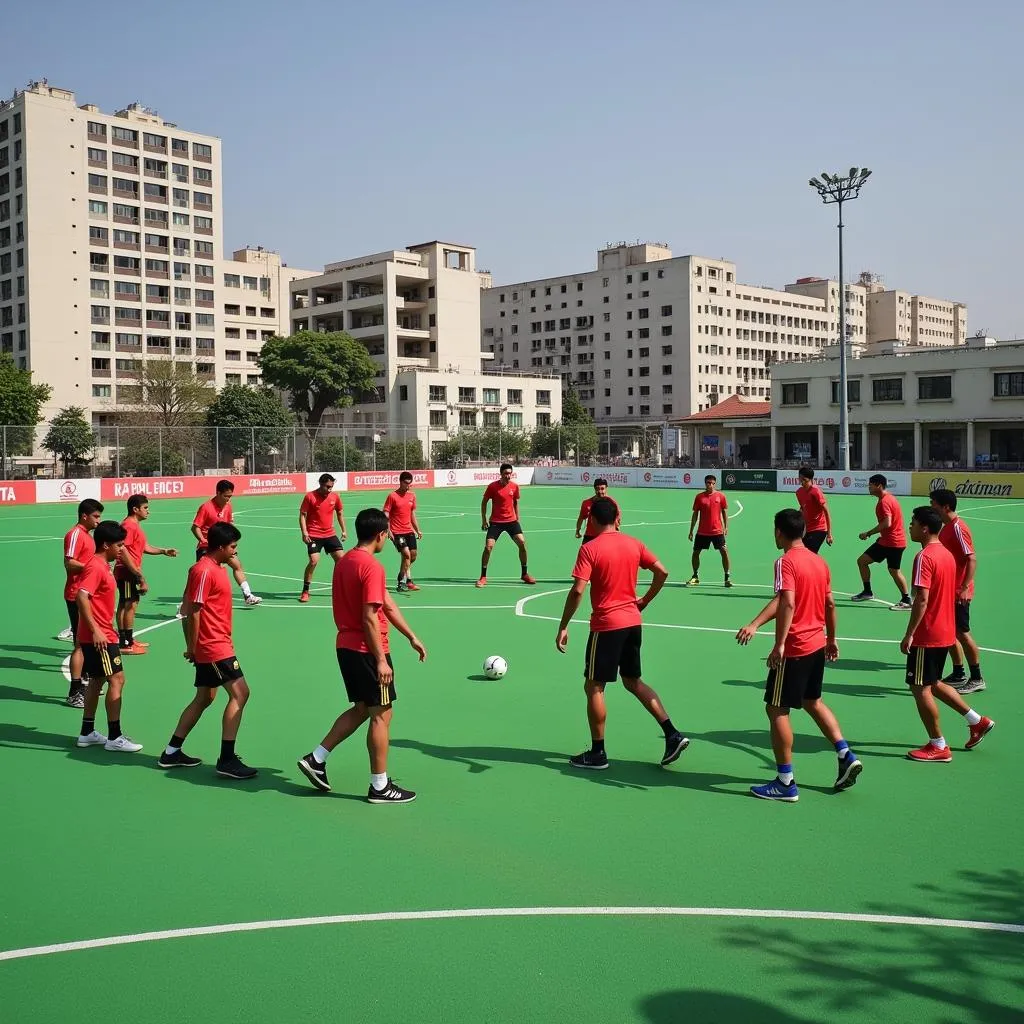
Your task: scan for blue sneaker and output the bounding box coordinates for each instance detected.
[750,778,799,802]
[835,754,863,791]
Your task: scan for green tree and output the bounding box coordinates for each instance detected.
[119,441,187,477]
[309,436,365,473]
[530,389,600,461]
[42,406,94,475]
[373,438,425,471]
[0,355,52,472]
[205,384,295,469]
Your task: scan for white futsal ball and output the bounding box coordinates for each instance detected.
[483,655,508,680]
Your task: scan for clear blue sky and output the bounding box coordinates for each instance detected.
[8,0,1022,335]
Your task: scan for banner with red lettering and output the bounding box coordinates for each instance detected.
[100,473,307,502]
[347,470,435,491]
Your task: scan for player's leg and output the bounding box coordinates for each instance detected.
[887,551,911,608]
[158,686,215,769]
[932,680,994,750]
[300,545,319,602]
[853,549,876,600]
[396,538,411,591]
[803,698,862,790]
[477,533,497,587]
[99,652,142,752]
[906,648,958,761]
[215,674,257,779]
[364,662,414,803]
[76,656,108,746]
[751,660,800,800]
[570,632,612,769]
[717,537,732,586]
[228,554,261,605]
[618,626,687,765]
[66,599,86,707]
[512,530,535,584]
[945,601,984,692]
[687,538,704,586]
[406,545,420,590]
[118,581,146,654]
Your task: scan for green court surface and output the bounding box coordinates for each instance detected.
[1,484,1022,1023]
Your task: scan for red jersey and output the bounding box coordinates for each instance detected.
[63,524,96,601]
[383,490,417,535]
[571,532,658,632]
[578,496,620,538]
[193,499,232,549]
[115,516,146,581]
[333,547,389,654]
[75,555,118,645]
[483,480,520,523]
[876,493,906,548]
[774,545,830,658]
[300,490,343,539]
[692,491,728,536]
[910,543,956,648]
[938,517,975,600]
[796,485,828,533]
[186,556,235,663]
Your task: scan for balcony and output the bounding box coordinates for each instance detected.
[396,324,430,341]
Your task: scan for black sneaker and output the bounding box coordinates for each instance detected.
[850,591,874,603]
[216,755,258,780]
[367,778,416,804]
[942,670,967,685]
[835,755,863,791]
[66,687,85,710]
[396,581,408,593]
[157,749,202,769]
[724,578,733,589]
[569,749,609,770]
[661,732,690,766]
[297,752,331,792]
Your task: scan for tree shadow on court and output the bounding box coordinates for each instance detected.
[638,990,814,1024]
[835,658,901,672]
[718,676,905,700]
[0,656,57,675]
[414,576,569,588]
[2,643,67,660]
[0,683,67,706]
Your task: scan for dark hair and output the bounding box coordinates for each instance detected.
[78,498,104,517]
[594,478,608,488]
[215,479,235,494]
[912,505,943,535]
[774,507,806,540]
[207,522,241,549]
[318,473,335,486]
[704,474,717,483]
[127,493,148,513]
[499,463,513,474]
[94,520,128,548]
[355,508,389,542]
[798,466,814,481]
[589,497,619,526]
[399,471,413,483]
[930,488,957,511]
[868,473,888,487]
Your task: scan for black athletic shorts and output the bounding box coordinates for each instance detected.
[337,648,396,708]
[195,547,207,562]
[693,533,726,552]
[486,520,523,541]
[955,601,971,635]
[906,646,948,687]
[392,532,418,552]
[864,543,905,570]
[66,598,80,634]
[194,656,245,688]
[116,575,142,604]
[584,625,643,683]
[804,530,828,554]
[764,648,826,709]
[307,535,343,556]
[82,642,124,680]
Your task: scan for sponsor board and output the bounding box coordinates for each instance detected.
[434,467,536,488]
[721,469,778,492]
[636,469,696,489]
[912,472,1024,500]
[348,470,435,491]
[0,480,38,505]
[777,471,911,495]
[35,478,103,504]
[304,472,349,492]
[100,473,306,502]
[534,467,638,487]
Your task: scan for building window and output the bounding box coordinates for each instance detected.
[506,388,522,405]
[994,372,1024,397]
[459,410,476,427]
[536,390,551,406]
[482,387,500,404]
[458,387,476,403]
[918,375,952,400]
[507,412,523,428]
[428,385,446,402]
[429,409,446,427]
[92,385,111,398]
[399,385,409,401]
[781,382,809,406]
[830,379,861,404]
[872,378,903,402]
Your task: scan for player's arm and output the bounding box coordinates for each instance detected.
[861,509,890,540]
[555,578,586,652]
[336,501,347,541]
[190,522,205,545]
[117,548,148,593]
[575,503,586,538]
[959,553,977,602]
[143,542,177,557]
[721,507,729,537]
[736,595,781,645]
[299,508,310,543]
[638,559,669,610]
[480,493,490,529]
[75,588,105,651]
[182,599,201,661]
[767,589,796,667]
[824,590,839,660]
[823,498,834,544]
[902,585,929,654]
[381,590,426,660]
[362,601,392,685]
[410,507,422,539]
[688,508,699,539]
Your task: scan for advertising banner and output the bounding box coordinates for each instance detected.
[304,472,349,492]
[347,470,435,491]
[777,471,911,495]
[635,468,698,489]
[35,478,103,504]
[100,473,307,502]
[721,469,778,492]
[701,434,720,453]
[0,480,39,505]
[533,467,638,487]
[434,467,536,488]
[911,472,1024,500]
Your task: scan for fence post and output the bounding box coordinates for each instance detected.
[342,430,347,472]
[606,425,611,461]
[2,425,7,478]
[115,425,120,476]
[292,425,297,472]
[498,424,503,463]
[158,428,163,476]
[215,426,220,470]
[250,427,256,473]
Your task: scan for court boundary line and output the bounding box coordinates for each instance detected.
[2,903,1021,962]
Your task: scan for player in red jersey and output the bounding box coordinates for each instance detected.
[61,498,104,708]
[556,497,689,769]
[384,471,423,592]
[930,488,985,694]
[159,521,257,779]
[736,508,862,802]
[74,520,144,754]
[795,467,833,554]
[854,474,911,609]
[297,508,427,803]
[190,479,261,606]
[298,473,347,602]
[686,474,731,587]
[901,506,993,762]
[115,494,178,655]
[477,463,535,587]
[575,478,620,544]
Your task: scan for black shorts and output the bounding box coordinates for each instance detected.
[955,601,971,635]
[195,547,207,562]
[82,642,124,680]
[584,625,642,683]
[306,535,343,556]
[337,648,396,708]
[693,533,726,552]
[194,657,245,688]
[486,520,523,541]
[804,530,827,554]
[906,646,948,687]
[864,543,905,570]
[764,648,826,709]
[66,598,80,634]
[392,533,418,552]
[116,575,142,604]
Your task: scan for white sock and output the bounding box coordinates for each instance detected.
[240,581,253,598]
[929,737,948,750]
[963,709,982,726]
[313,745,330,764]
[370,772,388,791]
[164,744,180,756]
[777,770,794,785]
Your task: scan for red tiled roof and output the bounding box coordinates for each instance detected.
[674,395,772,422]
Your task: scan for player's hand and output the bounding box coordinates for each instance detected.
[957,588,970,603]
[767,642,785,669]
[165,548,178,558]
[687,531,694,541]
[900,634,913,656]
[341,531,348,542]
[575,531,582,539]
[735,623,758,646]
[636,597,648,612]
[409,636,427,661]
[301,534,311,545]
[825,640,839,662]
[377,658,394,686]
[93,631,106,651]
[481,521,489,531]
[858,532,869,541]
[416,531,423,540]
[825,534,833,546]
[137,577,149,595]
[555,628,569,653]
[183,649,195,663]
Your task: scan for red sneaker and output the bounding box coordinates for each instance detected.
[475,577,487,588]
[907,743,952,763]
[521,574,537,585]
[405,582,420,592]
[298,591,310,603]
[966,717,995,750]
[120,643,148,656]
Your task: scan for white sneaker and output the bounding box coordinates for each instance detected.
[57,626,75,642]
[76,730,108,747]
[244,594,263,606]
[104,734,143,753]
[175,603,184,619]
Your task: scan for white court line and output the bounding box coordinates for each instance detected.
[249,604,515,611]
[1,903,1020,962]
[955,516,1024,525]
[0,535,63,543]
[958,502,1024,514]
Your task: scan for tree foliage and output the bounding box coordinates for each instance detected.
[0,355,52,462]
[373,438,425,471]
[530,389,600,459]
[42,406,94,473]
[205,384,294,466]
[309,436,365,473]
[432,427,531,466]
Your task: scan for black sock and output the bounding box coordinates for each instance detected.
[969,663,982,681]
[302,581,310,593]
[480,565,487,578]
[949,664,966,679]
[80,717,95,737]
[591,738,605,755]
[220,739,235,761]
[659,717,677,739]
[901,592,910,603]
[69,677,83,695]
[169,734,186,750]
[860,585,872,594]
[108,719,122,741]
[125,629,133,646]
[521,563,528,576]
[118,629,128,646]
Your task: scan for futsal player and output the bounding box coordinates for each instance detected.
[61,498,104,708]
[575,478,620,543]
[853,474,910,609]
[735,508,862,802]
[795,467,832,553]
[686,474,731,587]
[477,463,536,587]
[115,494,178,654]
[901,506,994,762]
[384,471,423,593]
[74,520,143,753]
[158,521,257,779]
[930,488,985,694]
[298,473,347,602]
[555,497,689,769]
[297,508,427,803]
[191,480,261,605]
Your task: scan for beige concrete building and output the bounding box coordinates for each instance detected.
[861,277,967,349]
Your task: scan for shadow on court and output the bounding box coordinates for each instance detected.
[0,683,67,705]
[1,643,67,660]
[639,990,814,1024]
